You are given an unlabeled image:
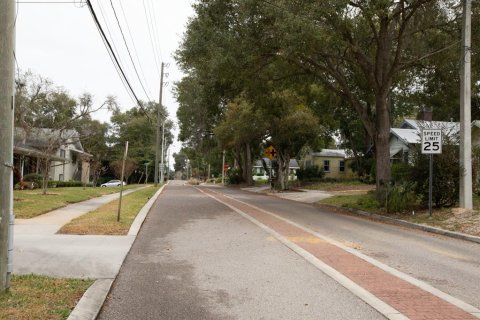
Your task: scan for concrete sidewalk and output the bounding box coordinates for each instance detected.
[14,186,149,278]
[242,185,333,203]
[12,185,165,319]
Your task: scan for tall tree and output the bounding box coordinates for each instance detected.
[109,102,174,182]
[271,0,460,194]
[14,71,112,193]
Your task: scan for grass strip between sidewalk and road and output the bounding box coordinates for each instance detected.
[0,274,93,320]
[14,185,143,219]
[58,185,159,235]
[319,193,480,237]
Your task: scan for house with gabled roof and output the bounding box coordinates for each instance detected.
[13,127,92,184]
[303,149,356,179]
[389,119,480,162]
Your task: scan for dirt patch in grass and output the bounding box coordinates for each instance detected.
[0,274,93,320]
[58,186,159,235]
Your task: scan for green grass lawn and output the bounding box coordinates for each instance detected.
[319,192,383,213]
[0,274,93,320]
[301,180,374,192]
[319,191,480,236]
[58,185,159,235]
[14,185,144,219]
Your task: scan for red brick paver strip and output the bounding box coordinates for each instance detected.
[201,187,478,320]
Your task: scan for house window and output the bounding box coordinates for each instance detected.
[60,149,66,158]
[339,160,345,172]
[323,160,330,172]
[59,174,64,181]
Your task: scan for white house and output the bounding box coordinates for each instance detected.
[389,119,479,162]
[14,128,92,183]
[253,158,300,181]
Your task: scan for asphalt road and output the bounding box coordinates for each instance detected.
[217,186,480,310]
[97,181,384,320]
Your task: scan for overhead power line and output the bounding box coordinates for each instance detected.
[94,0,137,107]
[110,0,152,101]
[146,0,163,61]
[142,0,161,76]
[85,0,149,115]
[118,0,153,98]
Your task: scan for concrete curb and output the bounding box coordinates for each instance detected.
[316,203,480,245]
[240,186,480,244]
[67,279,114,320]
[67,183,168,320]
[128,184,167,236]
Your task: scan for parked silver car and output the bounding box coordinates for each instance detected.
[100,180,126,187]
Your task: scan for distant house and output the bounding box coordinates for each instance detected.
[389,119,480,162]
[252,158,300,181]
[303,149,355,179]
[13,127,92,183]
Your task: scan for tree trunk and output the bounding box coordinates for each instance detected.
[284,155,290,190]
[374,93,392,200]
[276,152,288,191]
[42,158,49,195]
[244,142,253,186]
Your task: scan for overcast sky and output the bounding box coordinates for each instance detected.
[16,0,195,165]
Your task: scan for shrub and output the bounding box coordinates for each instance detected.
[384,182,418,213]
[409,144,460,207]
[296,165,325,182]
[227,168,243,184]
[23,173,43,186]
[45,180,93,188]
[355,191,380,210]
[391,162,411,184]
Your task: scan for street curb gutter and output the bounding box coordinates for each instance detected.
[316,203,480,245]
[128,184,167,236]
[67,183,168,320]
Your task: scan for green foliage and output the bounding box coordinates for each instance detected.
[355,193,380,211]
[22,173,43,186]
[227,168,243,185]
[296,165,325,182]
[391,162,411,184]
[47,180,93,188]
[349,157,375,183]
[385,183,418,213]
[409,145,460,207]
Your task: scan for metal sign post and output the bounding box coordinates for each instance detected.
[421,129,442,217]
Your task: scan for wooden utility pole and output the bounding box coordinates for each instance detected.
[117,141,129,222]
[160,118,165,183]
[460,0,472,209]
[0,0,15,291]
[221,150,225,185]
[154,62,164,187]
[144,162,149,184]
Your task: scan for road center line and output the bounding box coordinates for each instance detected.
[197,187,480,320]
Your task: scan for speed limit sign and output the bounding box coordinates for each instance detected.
[421,129,442,154]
